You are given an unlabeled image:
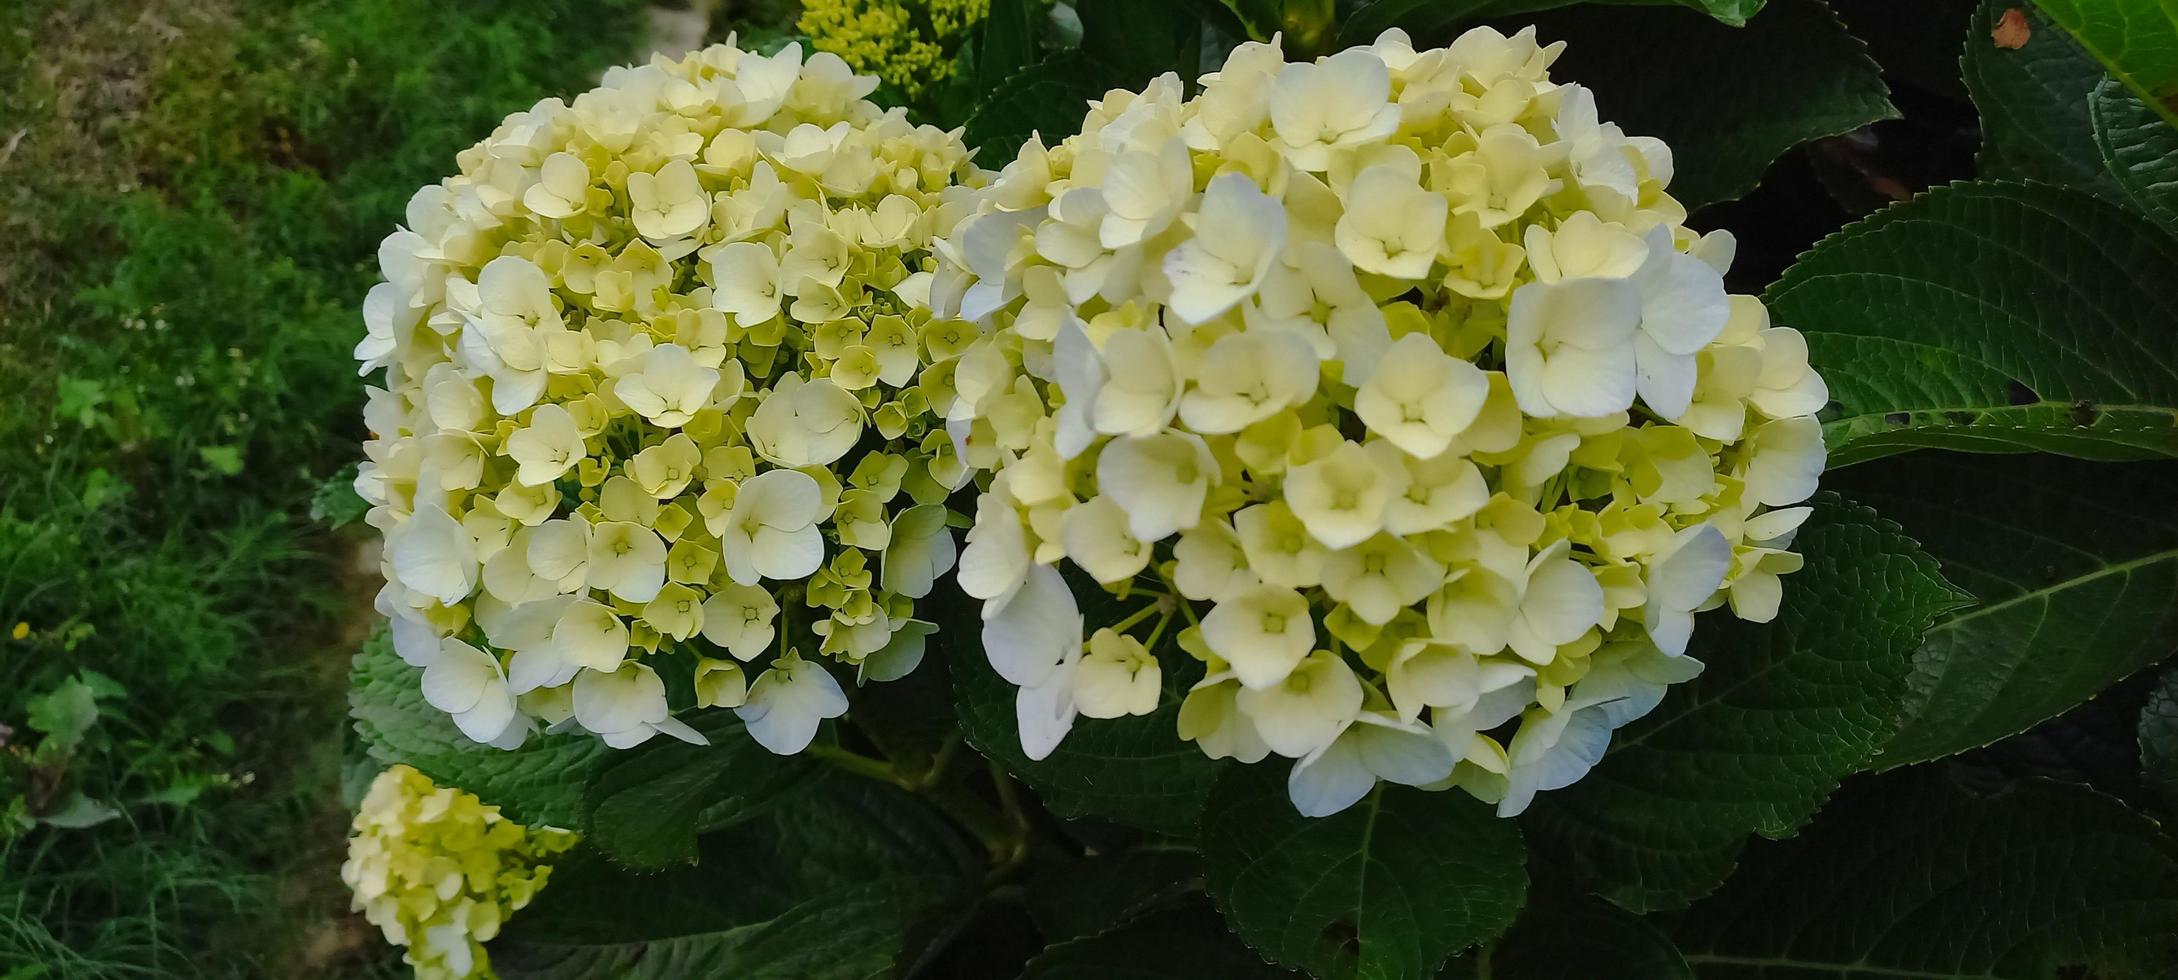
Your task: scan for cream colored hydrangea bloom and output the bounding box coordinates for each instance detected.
[341,765,578,980]
[935,27,1829,817]
[358,40,983,756]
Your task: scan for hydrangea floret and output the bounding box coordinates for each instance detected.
[341,764,579,980]
[935,27,1829,817]
[357,40,982,755]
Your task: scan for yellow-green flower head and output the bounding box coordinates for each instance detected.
[357,39,986,757]
[932,28,1829,818]
[800,0,990,100]
[340,765,579,980]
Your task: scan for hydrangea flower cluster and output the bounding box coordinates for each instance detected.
[935,28,1829,817]
[341,765,579,980]
[356,40,981,756]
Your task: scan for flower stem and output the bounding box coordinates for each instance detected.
[807,743,901,784]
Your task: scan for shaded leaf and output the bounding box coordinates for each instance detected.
[1530,0,1897,209]
[2142,666,2178,812]
[1675,768,2178,977]
[1832,454,2178,766]
[1524,497,1964,912]
[1025,848,1202,943]
[962,53,1107,165]
[2027,0,2178,128]
[1023,898,1298,979]
[349,626,607,828]
[1201,767,1527,980]
[2091,75,2178,233]
[1767,180,2178,465]
[496,779,977,980]
[579,712,819,869]
[1446,892,1691,980]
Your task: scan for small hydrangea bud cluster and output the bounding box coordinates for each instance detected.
[801,0,990,100]
[936,28,1829,816]
[341,765,579,980]
[357,40,984,755]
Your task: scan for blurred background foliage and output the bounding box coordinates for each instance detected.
[0,0,657,974]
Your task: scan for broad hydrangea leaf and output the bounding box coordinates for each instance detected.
[1675,768,2178,977]
[1444,891,1691,980]
[495,779,977,980]
[1336,0,1768,47]
[579,711,819,869]
[2091,76,2178,232]
[350,627,607,828]
[1963,0,2178,233]
[1835,454,2178,766]
[962,54,1113,163]
[1523,497,1965,912]
[2142,667,2178,812]
[946,576,1226,837]
[1530,0,1897,209]
[1200,766,1527,980]
[1022,899,1298,979]
[1024,849,1203,943]
[2028,0,2178,128]
[1767,181,2178,465]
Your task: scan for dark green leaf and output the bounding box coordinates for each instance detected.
[1831,454,2178,766]
[976,0,1037,94]
[1446,892,1691,980]
[962,53,1108,165]
[1076,0,1201,87]
[2027,0,2178,128]
[1524,497,1965,911]
[1335,0,1768,48]
[2142,667,2178,811]
[497,779,977,980]
[1963,0,2178,232]
[1675,768,2178,977]
[1023,898,1298,979]
[1767,180,2178,465]
[946,575,1225,837]
[579,712,820,869]
[1201,767,1527,980]
[1965,0,2132,191]
[349,626,607,828]
[2092,76,2178,232]
[1530,0,1896,209]
[1025,849,1203,943]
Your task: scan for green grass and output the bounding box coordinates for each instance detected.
[0,0,646,975]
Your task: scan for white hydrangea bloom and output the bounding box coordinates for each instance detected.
[925,25,1829,818]
[357,40,979,756]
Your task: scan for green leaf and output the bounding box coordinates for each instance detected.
[349,626,608,828]
[1831,454,2178,766]
[1527,0,1896,209]
[1075,0,1201,86]
[2092,76,2178,232]
[1025,849,1203,942]
[1962,0,2178,232]
[1446,892,1691,980]
[1023,899,1299,979]
[496,778,978,980]
[2028,0,2178,128]
[1767,180,2178,466]
[1524,496,1965,912]
[962,53,1108,165]
[1334,0,1768,48]
[2142,667,2178,812]
[1675,768,2178,977]
[1200,767,1527,980]
[946,576,1225,837]
[976,0,1037,94]
[579,711,820,869]
[25,676,101,753]
[1965,0,2134,192]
